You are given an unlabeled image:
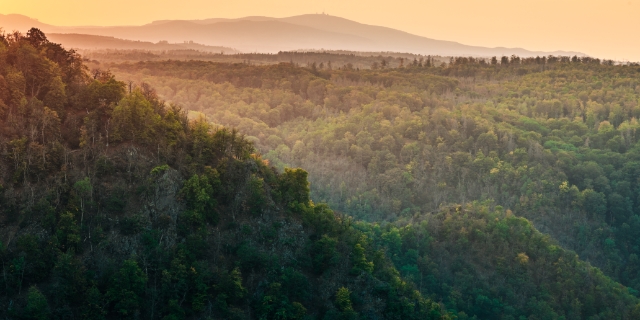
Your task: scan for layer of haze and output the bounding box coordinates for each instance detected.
[2,0,639,61]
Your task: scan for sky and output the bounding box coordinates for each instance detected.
[2,0,639,61]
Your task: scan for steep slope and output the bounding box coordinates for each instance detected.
[361,203,640,319]
[0,28,452,320]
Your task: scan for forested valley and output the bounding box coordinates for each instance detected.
[80,49,439,70]
[1,28,640,319]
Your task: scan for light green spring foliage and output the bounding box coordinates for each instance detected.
[336,287,354,312]
[4,28,640,319]
[111,90,162,143]
[106,57,640,298]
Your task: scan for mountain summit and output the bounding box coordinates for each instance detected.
[0,13,584,57]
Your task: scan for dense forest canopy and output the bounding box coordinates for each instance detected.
[2,28,640,319]
[80,49,450,69]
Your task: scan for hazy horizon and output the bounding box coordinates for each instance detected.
[2,0,639,61]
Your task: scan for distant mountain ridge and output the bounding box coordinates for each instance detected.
[45,33,239,53]
[0,13,586,57]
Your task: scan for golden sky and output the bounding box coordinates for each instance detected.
[2,0,639,61]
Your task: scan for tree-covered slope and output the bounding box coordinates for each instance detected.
[101,56,640,296]
[1,29,640,319]
[360,203,640,319]
[0,29,450,319]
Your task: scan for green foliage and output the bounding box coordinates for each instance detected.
[359,203,640,318]
[335,287,358,319]
[150,164,170,175]
[351,241,374,275]
[106,259,148,318]
[82,71,126,110]
[73,177,92,221]
[310,235,340,274]
[102,53,640,301]
[52,252,87,305]
[248,174,267,215]
[180,168,221,224]
[278,168,310,210]
[24,286,49,320]
[95,156,115,177]
[257,282,307,320]
[214,267,247,304]
[56,212,80,251]
[581,189,607,217]
[162,299,185,320]
[104,188,127,213]
[81,286,106,320]
[111,90,162,143]
[119,214,146,235]
[4,28,640,319]
[236,243,269,272]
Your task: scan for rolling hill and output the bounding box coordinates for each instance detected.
[45,33,238,53]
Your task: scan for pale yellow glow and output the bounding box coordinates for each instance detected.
[2,0,639,61]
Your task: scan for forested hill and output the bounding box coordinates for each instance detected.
[0,29,453,319]
[1,29,640,319]
[99,54,640,317]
